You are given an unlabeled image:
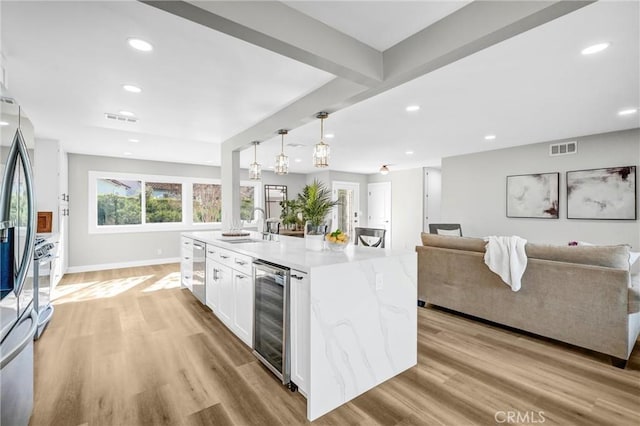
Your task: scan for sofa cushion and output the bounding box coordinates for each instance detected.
[630,273,640,314]
[420,233,485,253]
[525,243,630,269]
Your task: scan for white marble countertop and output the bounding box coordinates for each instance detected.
[182,230,412,272]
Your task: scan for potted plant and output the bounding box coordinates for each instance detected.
[298,179,338,250]
[279,199,303,230]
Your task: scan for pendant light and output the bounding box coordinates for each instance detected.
[275,129,289,175]
[249,141,261,180]
[313,112,330,168]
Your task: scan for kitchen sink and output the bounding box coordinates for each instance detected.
[224,238,267,244]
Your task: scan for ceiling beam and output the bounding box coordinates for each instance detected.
[141,0,383,87]
[382,0,595,88]
[144,0,594,153]
[222,77,366,152]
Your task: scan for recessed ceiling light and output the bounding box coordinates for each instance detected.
[294,158,302,163]
[128,138,139,143]
[286,143,305,148]
[324,133,334,139]
[581,42,610,55]
[205,160,213,164]
[268,166,275,169]
[119,110,135,117]
[123,152,132,156]
[484,134,496,140]
[123,84,142,93]
[618,108,638,116]
[405,150,414,155]
[406,105,420,112]
[0,121,8,126]
[127,38,153,52]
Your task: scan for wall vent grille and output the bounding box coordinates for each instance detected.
[104,113,138,123]
[549,141,577,156]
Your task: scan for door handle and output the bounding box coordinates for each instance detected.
[291,274,304,280]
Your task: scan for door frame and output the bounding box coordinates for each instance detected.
[331,181,360,236]
[367,181,392,248]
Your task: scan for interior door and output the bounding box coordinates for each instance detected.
[331,181,360,237]
[367,182,391,248]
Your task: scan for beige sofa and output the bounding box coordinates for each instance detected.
[417,233,640,367]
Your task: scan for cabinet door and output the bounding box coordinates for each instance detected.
[290,269,309,395]
[232,271,253,347]
[180,238,193,290]
[217,265,234,326]
[206,259,221,313]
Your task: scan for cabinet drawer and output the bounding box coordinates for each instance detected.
[215,247,253,274]
[205,244,218,261]
[230,253,252,275]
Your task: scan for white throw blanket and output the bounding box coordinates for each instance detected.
[483,236,528,291]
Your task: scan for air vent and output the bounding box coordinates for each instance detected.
[549,141,577,156]
[0,96,16,105]
[104,113,138,124]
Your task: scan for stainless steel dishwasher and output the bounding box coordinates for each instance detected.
[253,260,296,391]
[191,241,206,304]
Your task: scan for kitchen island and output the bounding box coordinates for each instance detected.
[181,231,417,421]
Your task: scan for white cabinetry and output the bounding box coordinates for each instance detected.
[203,243,253,347]
[290,269,309,395]
[217,263,234,325]
[180,237,193,290]
[205,246,220,313]
[232,270,253,346]
[34,138,68,288]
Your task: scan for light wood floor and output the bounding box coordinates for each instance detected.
[31,263,640,425]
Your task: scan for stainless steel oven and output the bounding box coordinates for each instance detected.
[253,260,294,389]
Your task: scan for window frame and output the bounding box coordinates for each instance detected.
[88,171,262,234]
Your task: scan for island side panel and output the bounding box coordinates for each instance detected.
[307,253,417,421]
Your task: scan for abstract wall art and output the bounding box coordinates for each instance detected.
[506,172,559,219]
[567,166,636,220]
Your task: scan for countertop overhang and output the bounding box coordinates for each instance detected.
[183,230,413,272]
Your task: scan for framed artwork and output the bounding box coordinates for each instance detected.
[567,166,636,220]
[506,173,559,219]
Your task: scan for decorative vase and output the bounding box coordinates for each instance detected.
[304,220,326,251]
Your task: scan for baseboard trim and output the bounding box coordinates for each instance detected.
[66,257,181,274]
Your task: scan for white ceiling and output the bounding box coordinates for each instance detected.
[283,1,471,51]
[1,1,638,175]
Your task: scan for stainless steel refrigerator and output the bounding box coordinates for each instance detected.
[0,94,37,426]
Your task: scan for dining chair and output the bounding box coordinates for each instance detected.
[354,227,386,248]
[428,223,463,237]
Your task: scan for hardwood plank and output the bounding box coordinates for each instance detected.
[30,264,640,426]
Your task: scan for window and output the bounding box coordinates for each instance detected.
[193,183,221,223]
[97,178,142,225]
[240,185,255,221]
[88,171,261,233]
[146,182,182,223]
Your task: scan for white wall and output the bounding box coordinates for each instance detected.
[441,129,640,248]
[68,154,306,271]
[368,168,425,250]
[305,170,369,227]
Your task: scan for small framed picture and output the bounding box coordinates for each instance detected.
[567,166,636,220]
[506,173,559,219]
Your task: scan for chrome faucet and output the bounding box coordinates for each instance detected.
[252,207,266,234]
